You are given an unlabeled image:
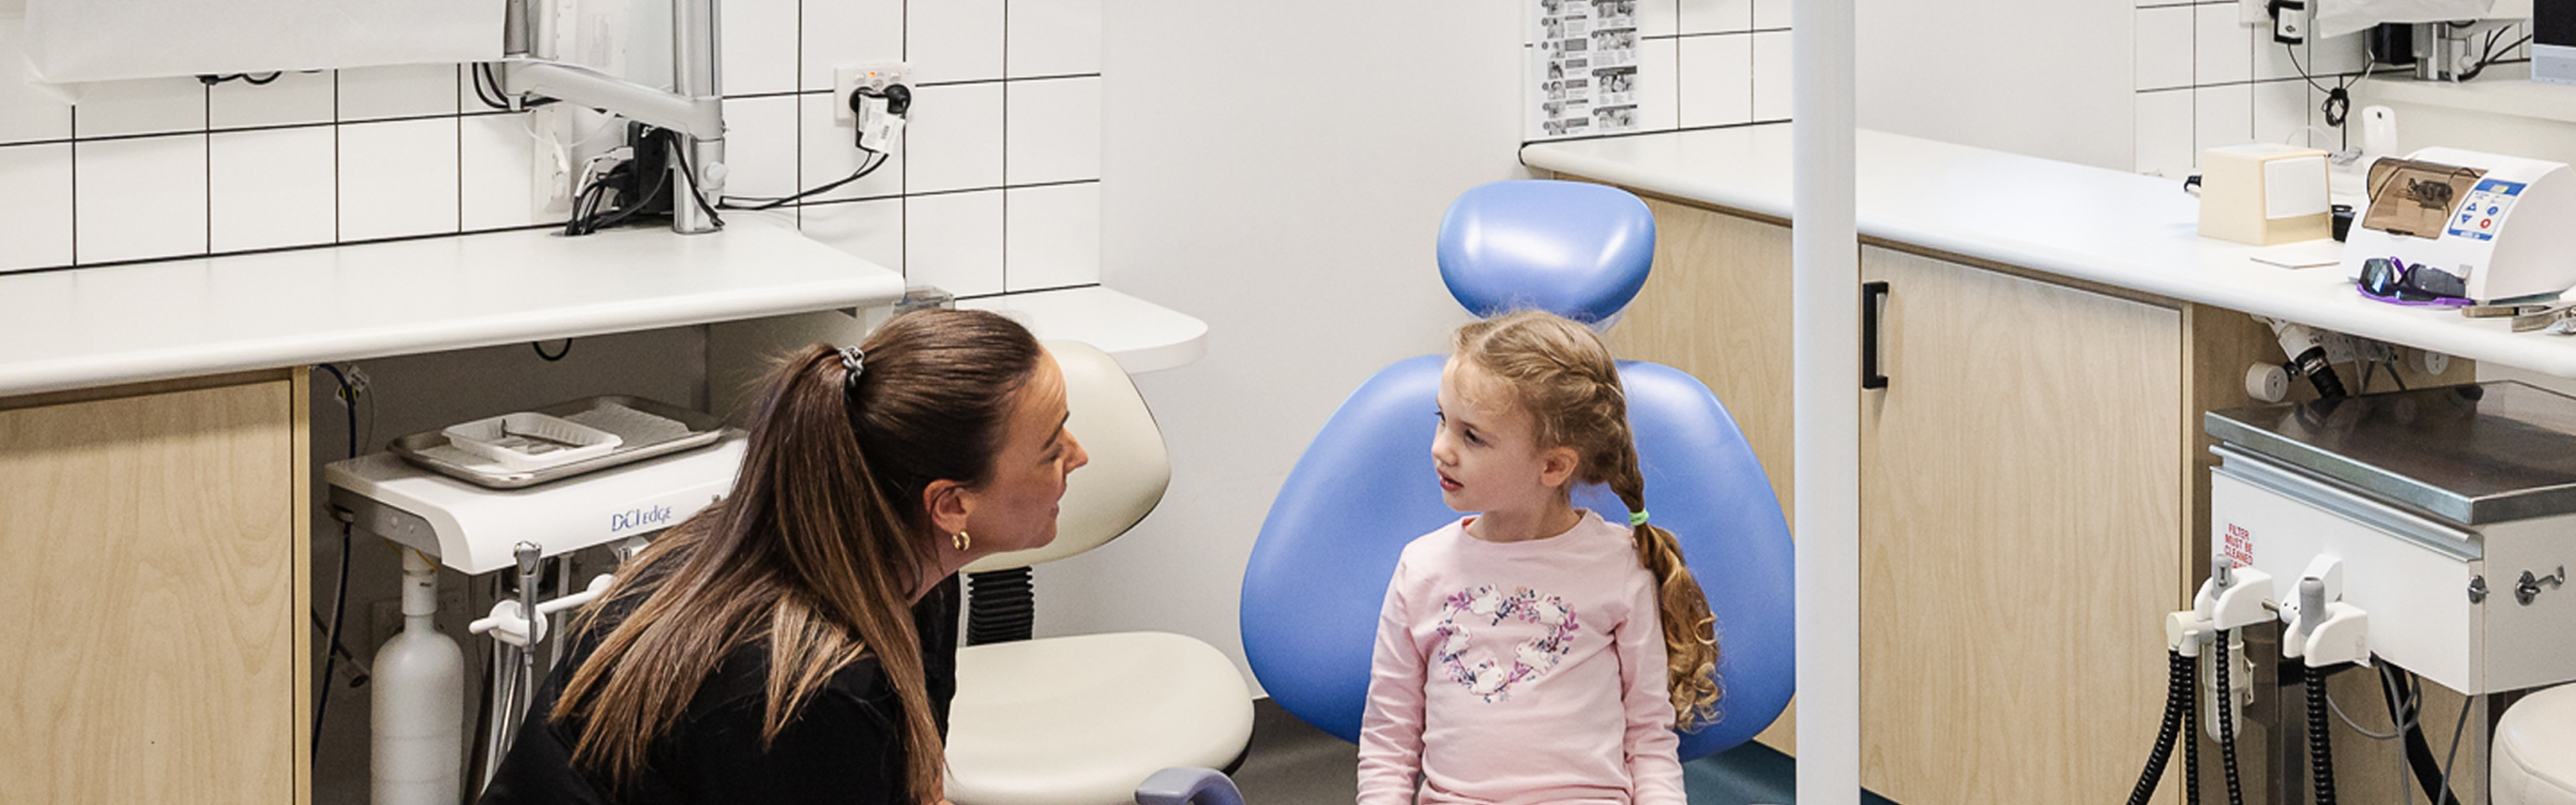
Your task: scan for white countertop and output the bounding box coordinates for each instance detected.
[959,286,1210,373]
[1522,125,2576,378]
[0,218,907,397]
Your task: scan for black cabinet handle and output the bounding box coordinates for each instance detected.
[1862,281,1889,390]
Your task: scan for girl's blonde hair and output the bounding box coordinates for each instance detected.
[1452,309,1723,728]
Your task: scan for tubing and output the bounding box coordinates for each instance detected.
[2306,664,2337,805]
[2128,649,2195,805]
[2215,632,2245,805]
[2185,649,2203,805]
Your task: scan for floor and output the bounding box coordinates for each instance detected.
[1230,699,1898,805]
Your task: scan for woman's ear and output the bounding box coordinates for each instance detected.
[1538,444,1582,489]
[923,480,975,537]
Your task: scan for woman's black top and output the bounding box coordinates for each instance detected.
[479,576,961,805]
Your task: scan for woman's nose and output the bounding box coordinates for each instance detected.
[1064,433,1090,474]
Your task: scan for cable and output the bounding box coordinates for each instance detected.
[2215,633,2245,805]
[2434,693,2474,805]
[198,72,283,87]
[665,139,727,229]
[2306,664,2338,805]
[719,149,888,211]
[310,363,362,759]
[533,339,572,362]
[2328,681,2405,739]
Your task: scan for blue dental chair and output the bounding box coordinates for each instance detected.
[1241,179,1797,769]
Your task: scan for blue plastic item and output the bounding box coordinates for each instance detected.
[1135,767,1247,805]
[1240,356,1796,759]
[1435,179,1655,323]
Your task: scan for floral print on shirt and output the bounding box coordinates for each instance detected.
[1432,586,1581,702]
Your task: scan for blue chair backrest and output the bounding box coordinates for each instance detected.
[1436,179,1655,322]
[1242,178,1794,760]
[1241,358,1795,759]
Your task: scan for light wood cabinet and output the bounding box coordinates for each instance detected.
[0,372,310,804]
[1854,246,2184,805]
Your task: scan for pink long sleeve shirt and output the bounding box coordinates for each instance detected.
[1356,510,1685,805]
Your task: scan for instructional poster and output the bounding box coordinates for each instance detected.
[1534,0,1639,138]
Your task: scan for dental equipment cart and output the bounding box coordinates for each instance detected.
[2203,382,2576,805]
[324,398,742,805]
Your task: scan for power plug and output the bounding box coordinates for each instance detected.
[834,62,912,152]
[2269,0,2307,45]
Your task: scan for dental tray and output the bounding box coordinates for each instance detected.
[442,413,623,470]
[392,396,727,488]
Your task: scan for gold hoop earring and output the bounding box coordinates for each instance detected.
[952,530,972,551]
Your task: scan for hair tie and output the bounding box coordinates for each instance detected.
[1629,510,1650,526]
[838,346,869,412]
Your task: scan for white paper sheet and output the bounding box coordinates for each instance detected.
[1533,0,1640,139]
[23,0,502,84]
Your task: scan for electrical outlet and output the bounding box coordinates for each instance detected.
[834,62,910,125]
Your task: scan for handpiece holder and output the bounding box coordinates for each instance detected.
[496,0,727,234]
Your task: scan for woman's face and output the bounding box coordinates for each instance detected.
[960,351,1088,554]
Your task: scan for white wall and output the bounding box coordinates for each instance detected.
[1027,0,1532,692]
[0,1,1105,297]
[1853,0,2137,170]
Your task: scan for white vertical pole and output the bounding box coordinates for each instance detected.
[1791,0,1858,800]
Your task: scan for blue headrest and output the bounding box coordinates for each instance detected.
[1241,355,1795,759]
[1435,180,1655,322]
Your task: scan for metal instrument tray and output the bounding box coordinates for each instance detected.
[2206,382,2576,525]
[392,396,728,489]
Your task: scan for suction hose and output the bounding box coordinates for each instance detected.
[2306,664,2337,805]
[2128,649,2196,805]
[2215,632,2245,805]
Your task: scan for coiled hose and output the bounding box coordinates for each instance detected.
[2215,633,2245,805]
[966,567,1036,645]
[2127,649,2198,805]
[2306,663,2337,805]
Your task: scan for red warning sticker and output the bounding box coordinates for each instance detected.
[2223,523,2255,568]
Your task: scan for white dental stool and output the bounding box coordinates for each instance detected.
[2496,682,2576,805]
[941,341,1255,805]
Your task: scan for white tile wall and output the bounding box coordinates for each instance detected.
[907,82,1005,193]
[2129,0,2399,176]
[0,3,1104,300]
[906,189,1005,297]
[1675,34,1754,128]
[1530,0,1788,144]
[1005,76,1102,186]
[1004,182,1100,290]
[1007,0,1105,77]
[210,127,336,252]
[76,135,208,264]
[911,0,1007,84]
[339,117,461,241]
[0,144,75,271]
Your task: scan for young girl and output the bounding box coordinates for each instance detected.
[1357,310,1720,805]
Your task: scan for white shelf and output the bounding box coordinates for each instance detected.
[958,286,1209,373]
[0,218,906,396]
[1522,125,2576,378]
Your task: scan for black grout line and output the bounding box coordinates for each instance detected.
[67,106,77,267]
[204,81,213,257]
[912,73,1104,89]
[1002,2,1011,294]
[333,70,342,244]
[456,66,467,236]
[901,0,911,283]
[1641,27,1790,41]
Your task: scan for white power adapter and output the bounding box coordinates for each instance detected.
[852,84,911,153]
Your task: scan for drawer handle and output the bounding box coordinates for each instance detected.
[2518,565,2566,606]
[1862,280,1890,391]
